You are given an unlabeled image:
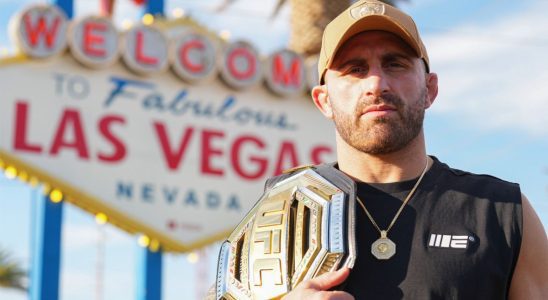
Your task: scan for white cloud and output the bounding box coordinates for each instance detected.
[426,1,548,136]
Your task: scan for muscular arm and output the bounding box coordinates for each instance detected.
[508,194,548,299]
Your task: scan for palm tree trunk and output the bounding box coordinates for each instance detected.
[287,0,350,56]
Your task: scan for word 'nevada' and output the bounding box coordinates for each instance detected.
[11,4,318,97]
[116,182,241,211]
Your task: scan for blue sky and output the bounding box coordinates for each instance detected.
[1,0,547,299]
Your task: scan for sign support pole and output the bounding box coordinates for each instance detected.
[136,246,163,300]
[52,0,74,19]
[144,0,165,17]
[29,189,64,300]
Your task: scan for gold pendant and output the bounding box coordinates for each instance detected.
[371,230,395,260]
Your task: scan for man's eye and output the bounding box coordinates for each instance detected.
[385,62,406,69]
[348,66,367,74]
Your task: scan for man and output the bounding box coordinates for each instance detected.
[212,0,548,299]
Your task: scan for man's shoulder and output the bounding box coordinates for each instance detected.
[435,157,517,185]
[433,156,521,201]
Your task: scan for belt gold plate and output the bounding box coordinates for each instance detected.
[215,169,356,300]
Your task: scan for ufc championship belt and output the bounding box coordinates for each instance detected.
[214,164,357,299]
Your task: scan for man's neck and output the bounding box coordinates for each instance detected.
[336,132,430,183]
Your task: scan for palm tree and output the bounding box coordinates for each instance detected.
[0,247,26,291]
[216,0,409,56]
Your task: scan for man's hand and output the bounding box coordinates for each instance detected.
[282,267,354,299]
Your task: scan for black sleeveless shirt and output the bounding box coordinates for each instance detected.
[343,157,523,299]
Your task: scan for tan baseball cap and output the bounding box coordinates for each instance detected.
[318,0,429,84]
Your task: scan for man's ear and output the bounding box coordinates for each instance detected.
[311,84,333,119]
[424,72,439,109]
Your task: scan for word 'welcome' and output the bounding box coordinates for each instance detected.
[11,4,319,97]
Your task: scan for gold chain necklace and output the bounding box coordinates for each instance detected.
[356,157,429,260]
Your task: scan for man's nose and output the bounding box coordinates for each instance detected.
[363,68,389,97]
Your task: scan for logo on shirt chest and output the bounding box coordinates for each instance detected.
[428,233,475,249]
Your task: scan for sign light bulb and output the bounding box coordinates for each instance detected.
[28,177,39,187]
[172,8,185,18]
[142,14,154,25]
[121,19,133,30]
[4,166,17,179]
[149,239,160,252]
[18,171,28,182]
[138,235,150,247]
[49,189,63,203]
[95,213,108,225]
[187,252,199,264]
[219,30,231,41]
[42,184,51,195]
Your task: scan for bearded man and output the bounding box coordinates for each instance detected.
[212,1,548,299]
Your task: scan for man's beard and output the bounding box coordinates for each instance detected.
[331,89,426,155]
